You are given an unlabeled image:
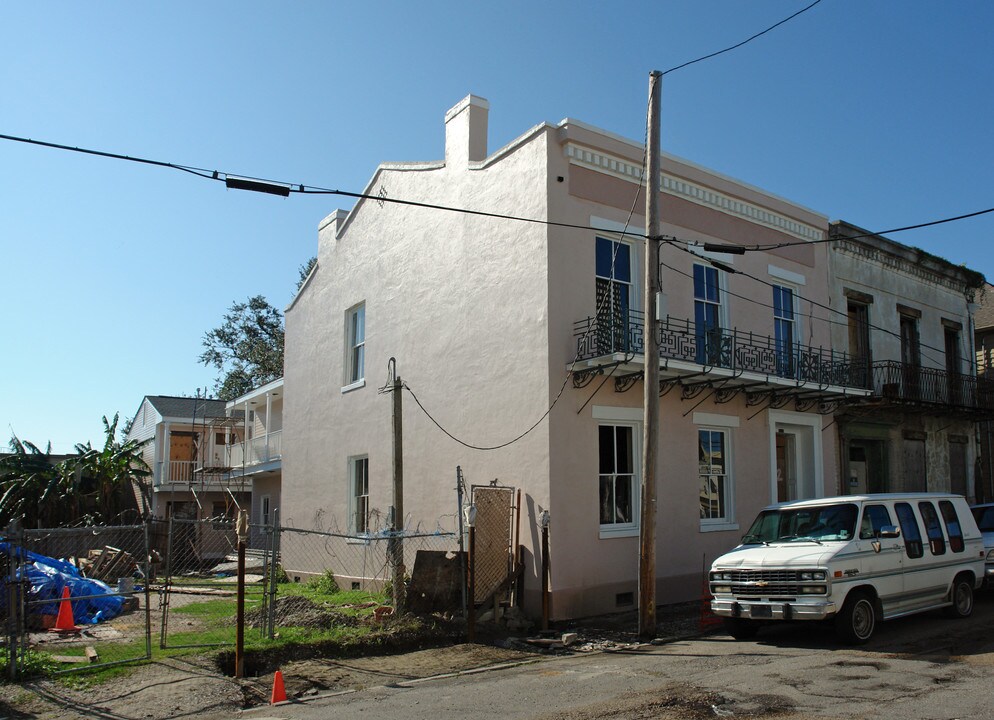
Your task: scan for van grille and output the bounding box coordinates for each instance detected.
[726,570,801,597]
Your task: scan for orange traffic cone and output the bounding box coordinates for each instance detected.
[270,669,287,704]
[50,586,81,633]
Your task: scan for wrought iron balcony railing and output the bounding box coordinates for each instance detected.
[572,312,994,413]
[869,360,994,413]
[574,311,866,390]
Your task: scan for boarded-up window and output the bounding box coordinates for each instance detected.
[902,438,926,492]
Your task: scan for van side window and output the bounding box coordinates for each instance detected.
[859,504,893,539]
[895,502,924,559]
[918,502,945,555]
[940,500,965,552]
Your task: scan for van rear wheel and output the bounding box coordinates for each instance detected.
[835,590,875,645]
[944,575,974,618]
[723,618,759,640]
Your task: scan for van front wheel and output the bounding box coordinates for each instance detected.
[944,575,974,618]
[835,591,876,644]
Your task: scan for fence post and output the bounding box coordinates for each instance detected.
[6,520,20,681]
[143,519,152,661]
[456,467,466,620]
[159,517,174,649]
[235,509,248,679]
[267,509,280,639]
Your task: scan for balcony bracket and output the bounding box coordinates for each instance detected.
[680,380,713,401]
[714,385,743,404]
[659,379,678,397]
[571,367,603,389]
[794,397,821,413]
[745,390,772,407]
[614,372,643,394]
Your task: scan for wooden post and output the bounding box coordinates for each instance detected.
[391,360,406,613]
[235,509,248,678]
[467,524,476,642]
[541,511,550,632]
[639,70,662,639]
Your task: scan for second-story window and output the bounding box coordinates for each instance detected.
[345,303,365,387]
[595,237,632,353]
[847,300,871,387]
[899,311,921,399]
[694,264,723,365]
[773,285,795,377]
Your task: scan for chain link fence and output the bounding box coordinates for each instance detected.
[0,514,464,679]
[4,524,152,676]
[159,517,275,649]
[273,527,458,630]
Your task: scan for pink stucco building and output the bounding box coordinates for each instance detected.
[283,95,870,619]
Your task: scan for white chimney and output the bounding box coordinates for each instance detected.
[444,94,489,168]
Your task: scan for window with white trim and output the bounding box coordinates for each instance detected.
[699,428,732,523]
[773,284,796,377]
[595,237,633,353]
[693,264,723,365]
[345,303,365,386]
[598,424,637,532]
[349,456,369,534]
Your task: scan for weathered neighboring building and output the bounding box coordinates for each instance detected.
[828,222,988,499]
[973,282,994,502]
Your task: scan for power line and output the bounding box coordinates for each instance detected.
[0,132,649,240]
[662,0,823,76]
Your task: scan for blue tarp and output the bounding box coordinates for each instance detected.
[0,543,124,624]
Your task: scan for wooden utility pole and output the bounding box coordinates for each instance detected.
[390,359,406,613]
[638,70,662,639]
[234,509,248,678]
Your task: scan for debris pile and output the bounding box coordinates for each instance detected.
[244,595,360,630]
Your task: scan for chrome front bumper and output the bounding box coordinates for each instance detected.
[711,598,837,621]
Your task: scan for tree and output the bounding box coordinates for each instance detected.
[0,436,67,527]
[70,413,152,523]
[0,416,151,526]
[200,295,285,400]
[297,256,317,293]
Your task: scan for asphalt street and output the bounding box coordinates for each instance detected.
[242,596,994,720]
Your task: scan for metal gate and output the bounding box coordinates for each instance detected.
[470,484,518,606]
[5,524,153,676]
[159,517,275,648]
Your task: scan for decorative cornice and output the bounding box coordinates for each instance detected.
[564,142,823,243]
[834,239,971,295]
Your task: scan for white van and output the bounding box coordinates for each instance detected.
[709,493,985,644]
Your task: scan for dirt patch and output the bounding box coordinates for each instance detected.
[243,594,360,629]
[0,602,709,718]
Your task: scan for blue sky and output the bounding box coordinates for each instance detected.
[2,1,992,452]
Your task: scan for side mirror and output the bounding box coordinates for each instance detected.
[878,525,900,539]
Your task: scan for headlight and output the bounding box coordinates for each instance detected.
[801,585,827,594]
[800,570,827,580]
[710,571,732,581]
[712,585,732,594]
[987,550,994,562]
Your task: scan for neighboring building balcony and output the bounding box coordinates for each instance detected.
[861,360,994,417]
[226,430,282,470]
[572,311,871,405]
[156,460,251,491]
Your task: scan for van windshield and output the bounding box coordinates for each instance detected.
[742,503,858,544]
[972,505,994,532]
